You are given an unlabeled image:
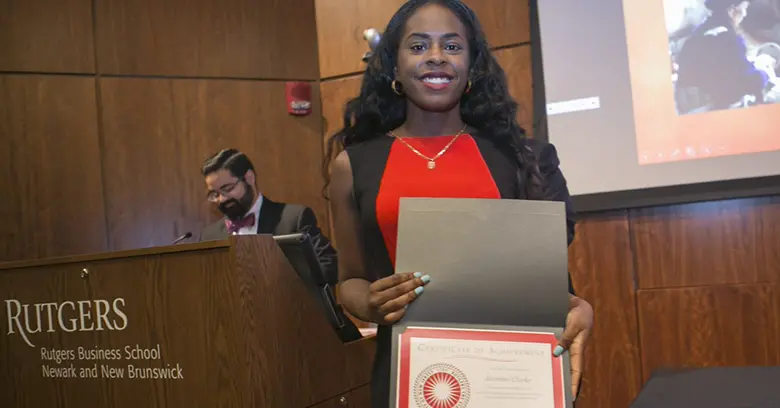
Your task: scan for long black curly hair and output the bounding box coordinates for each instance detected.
[323,0,543,197]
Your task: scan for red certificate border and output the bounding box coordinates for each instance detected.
[396,327,565,408]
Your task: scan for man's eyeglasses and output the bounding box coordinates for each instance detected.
[206,179,242,202]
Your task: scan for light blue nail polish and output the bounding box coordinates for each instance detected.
[421,275,431,283]
[414,286,424,295]
[553,345,564,357]
[413,272,423,278]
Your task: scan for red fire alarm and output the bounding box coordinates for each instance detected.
[286,82,312,116]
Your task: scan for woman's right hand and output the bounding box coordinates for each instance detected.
[367,272,430,325]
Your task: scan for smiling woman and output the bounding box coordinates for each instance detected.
[323,1,593,407]
[392,7,470,113]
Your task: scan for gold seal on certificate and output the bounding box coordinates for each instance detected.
[396,327,565,408]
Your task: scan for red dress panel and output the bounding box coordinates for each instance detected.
[374,135,501,264]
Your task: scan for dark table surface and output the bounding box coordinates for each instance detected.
[629,366,780,408]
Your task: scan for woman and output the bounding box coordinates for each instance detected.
[324,1,594,406]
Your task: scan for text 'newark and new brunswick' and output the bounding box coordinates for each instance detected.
[5,298,184,381]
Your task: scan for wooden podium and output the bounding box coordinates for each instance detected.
[0,235,375,407]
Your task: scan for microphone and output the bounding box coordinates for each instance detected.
[362,28,382,62]
[363,28,381,50]
[171,232,193,245]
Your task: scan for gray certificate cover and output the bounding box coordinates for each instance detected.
[394,198,570,328]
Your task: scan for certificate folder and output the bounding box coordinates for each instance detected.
[391,198,573,408]
[395,198,569,327]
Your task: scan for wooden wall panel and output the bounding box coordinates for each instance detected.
[0,0,95,73]
[99,78,326,250]
[463,0,530,46]
[321,76,363,146]
[95,0,320,79]
[315,0,406,78]
[568,212,643,408]
[493,45,535,134]
[315,0,530,78]
[637,284,780,380]
[312,385,370,407]
[631,197,780,289]
[0,75,106,261]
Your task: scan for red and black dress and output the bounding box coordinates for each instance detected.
[345,133,575,408]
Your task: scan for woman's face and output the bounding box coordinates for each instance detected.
[395,4,471,113]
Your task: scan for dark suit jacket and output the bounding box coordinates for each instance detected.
[198,198,338,285]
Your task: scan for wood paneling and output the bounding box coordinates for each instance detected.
[95,0,320,79]
[631,197,780,289]
[637,284,780,381]
[0,75,107,262]
[568,212,643,408]
[315,0,406,78]
[321,76,363,147]
[313,385,370,407]
[493,45,535,134]
[463,0,531,46]
[0,0,95,73]
[347,384,371,407]
[99,77,326,250]
[315,0,531,78]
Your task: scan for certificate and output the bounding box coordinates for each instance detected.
[395,327,565,408]
[395,198,570,328]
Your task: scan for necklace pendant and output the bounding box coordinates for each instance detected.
[427,161,436,170]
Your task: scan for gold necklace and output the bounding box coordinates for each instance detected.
[387,125,467,170]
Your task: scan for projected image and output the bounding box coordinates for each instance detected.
[623,0,780,165]
[536,0,780,196]
[666,0,780,115]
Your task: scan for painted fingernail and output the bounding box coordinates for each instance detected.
[414,286,424,295]
[421,275,431,283]
[553,345,564,357]
[413,272,423,278]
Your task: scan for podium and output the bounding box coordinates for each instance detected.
[0,235,375,407]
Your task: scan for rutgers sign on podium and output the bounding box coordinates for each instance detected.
[0,236,375,408]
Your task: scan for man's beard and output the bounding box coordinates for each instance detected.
[218,186,255,221]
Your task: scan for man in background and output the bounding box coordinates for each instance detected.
[199,148,338,284]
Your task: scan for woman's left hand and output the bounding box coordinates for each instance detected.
[553,295,594,400]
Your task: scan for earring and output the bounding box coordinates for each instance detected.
[465,80,472,94]
[391,80,404,96]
